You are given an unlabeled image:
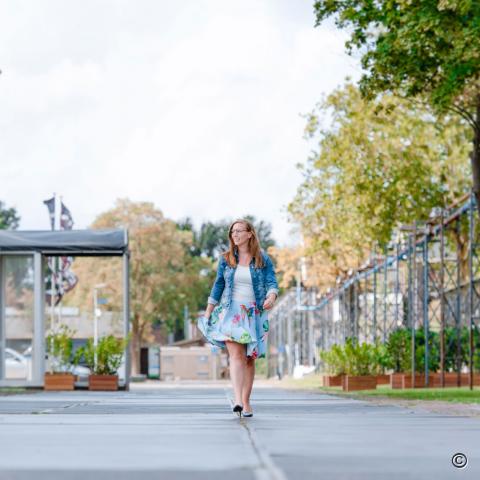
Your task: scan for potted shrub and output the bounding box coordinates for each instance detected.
[372,342,393,385]
[44,325,77,391]
[431,326,480,387]
[78,335,129,391]
[342,340,377,392]
[320,344,347,387]
[386,328,414,388]
[386,328,443,388]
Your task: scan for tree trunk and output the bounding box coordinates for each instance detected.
[471,95,480,215]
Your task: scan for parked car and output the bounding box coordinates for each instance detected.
[5,348,30,380]
[5,347,91,382]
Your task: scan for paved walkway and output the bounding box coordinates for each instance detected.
[0,381,478,479]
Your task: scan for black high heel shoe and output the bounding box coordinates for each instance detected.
[232,404,243,417]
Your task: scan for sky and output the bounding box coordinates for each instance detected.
[0,0,360,246]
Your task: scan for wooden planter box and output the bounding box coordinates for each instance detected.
[390,372,480,389]
[403,374,429,389]
[391,373,434,389]
[390,373,404,389]
[375,374,390,385]
[88,374,118,391]
[44,373,75,391]
[343,375,377,392]
[431,373,480,387]
[323,375,344,387]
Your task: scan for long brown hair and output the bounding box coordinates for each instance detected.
[223,219,264,268]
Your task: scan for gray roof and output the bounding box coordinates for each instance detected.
[0,229,128,255]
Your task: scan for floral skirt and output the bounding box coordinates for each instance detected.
[198,300,269,359]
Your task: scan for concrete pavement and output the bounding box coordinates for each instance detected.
[0,381,478,479]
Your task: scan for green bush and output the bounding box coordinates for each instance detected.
[383,326,480,373]
[344,339,378,376]
[321,340,379,376]
[76,335,129,375]
[385,328,411,373]
[414,329,440,372]
[372,342,392,374]
[320,324,480,378]
[46,325,76,374]
[320,344,348,375]
[444,326,480,371]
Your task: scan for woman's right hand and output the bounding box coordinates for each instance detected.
[204,303,215,320]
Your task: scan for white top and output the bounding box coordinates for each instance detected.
[232,265,255,303]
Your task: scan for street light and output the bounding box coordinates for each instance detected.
[93,283,107,371]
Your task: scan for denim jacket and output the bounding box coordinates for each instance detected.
[207,251,279,310]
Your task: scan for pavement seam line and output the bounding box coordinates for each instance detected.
[224,388,288,480]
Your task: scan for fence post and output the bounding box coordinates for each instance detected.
[468,192,476,390]
[383,249,388,344]
[423,232,430,387]
[411,222,417,387]
[440,208,446,388]
[373,247,378,342]
[395,240,400,329]
[307,289,315,366]
[456,219,462,387]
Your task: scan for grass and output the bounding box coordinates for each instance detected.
[278,374,480,403]
[0,387,29,396]
[347,385,480,403]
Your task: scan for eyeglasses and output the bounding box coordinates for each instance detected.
[231,229,248,234]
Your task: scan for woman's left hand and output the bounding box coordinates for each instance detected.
[263,293,276,310]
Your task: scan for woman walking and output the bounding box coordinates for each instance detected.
[198,219,279,417]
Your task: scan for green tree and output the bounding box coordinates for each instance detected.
[314,0,480,208]
[289,83,470,274]
[0,201,20,230]
[177,216,276,260]
[244,215,276,251]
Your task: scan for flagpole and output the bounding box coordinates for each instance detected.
[45,193,56,374]
[58,195,63,329]
[50,193,57,335]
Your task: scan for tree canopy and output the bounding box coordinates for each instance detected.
[314,0,480,200]
[315,0,480,109]
[284,83,471,288]
[0,201,20,230]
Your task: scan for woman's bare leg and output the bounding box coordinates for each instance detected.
[226,341,247,406]
[242,356,255,411]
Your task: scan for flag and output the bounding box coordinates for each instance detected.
[45,257,78,306]
[59,200,77,297]
[60,256,78,293]
[43,199,78,305]
[60,201,74,230]
[44,196,58,304]
[43,197,55,230]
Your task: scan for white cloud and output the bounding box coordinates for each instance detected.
[0,0,360,246]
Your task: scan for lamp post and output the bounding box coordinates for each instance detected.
[93,283,107,371]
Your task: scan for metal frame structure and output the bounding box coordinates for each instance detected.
[268,193,479,388]
[0,229,130,389]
